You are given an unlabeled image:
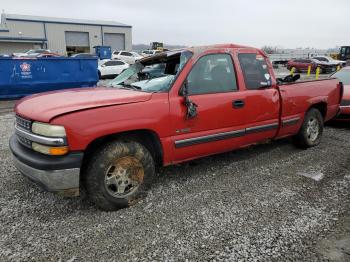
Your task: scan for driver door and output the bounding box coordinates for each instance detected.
[169,52,249,162]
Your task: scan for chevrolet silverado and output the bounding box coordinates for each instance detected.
[10,44,342,210]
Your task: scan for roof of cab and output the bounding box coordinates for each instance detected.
[188,43,265,56]
[140,43,265,64]
[190,43,257,52]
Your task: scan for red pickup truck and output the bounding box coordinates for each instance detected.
[10,44,342,210]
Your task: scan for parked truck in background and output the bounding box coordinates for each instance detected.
[10,44,342,210]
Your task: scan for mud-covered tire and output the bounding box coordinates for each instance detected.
[84,140,155,211]
[293,108,324,149]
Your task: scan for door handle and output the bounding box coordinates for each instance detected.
[233,100,245,109]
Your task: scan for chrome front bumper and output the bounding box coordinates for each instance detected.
[9,135,83,197]
[13,156,80,196]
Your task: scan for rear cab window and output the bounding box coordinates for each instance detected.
[238,53,271,90]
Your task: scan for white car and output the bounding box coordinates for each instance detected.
[141,50,162,57]
[312,56,347,67]
[112,51,143,64]
[98,59,129,79]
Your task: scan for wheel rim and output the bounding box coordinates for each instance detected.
[306,117,319,142]
[104,156,144,198]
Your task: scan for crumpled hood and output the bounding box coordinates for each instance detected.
[15,87,153,122]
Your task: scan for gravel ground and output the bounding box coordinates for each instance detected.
[0,111,349,261]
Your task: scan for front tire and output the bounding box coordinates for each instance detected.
[293,108,324,149]
[84,140,155,211]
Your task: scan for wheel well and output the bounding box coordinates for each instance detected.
[82,130,164,170]
[310,102,327,119]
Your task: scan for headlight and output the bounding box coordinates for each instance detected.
[32,122,66,137]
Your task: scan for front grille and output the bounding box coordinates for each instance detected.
[340,100,350,106]
[16,115,32,131]
[15,115,33,149]
[17,134,32,148]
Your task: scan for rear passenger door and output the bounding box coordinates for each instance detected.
[235,52,280,143]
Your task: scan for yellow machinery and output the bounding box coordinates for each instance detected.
[151,42,164,51]
[330,46,350,61]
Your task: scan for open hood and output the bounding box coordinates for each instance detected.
[15,87,153,122]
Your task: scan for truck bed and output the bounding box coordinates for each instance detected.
[276,78,341,138]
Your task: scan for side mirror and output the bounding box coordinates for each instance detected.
[181,79,198,119]
[184,96,198,119]
[179,79,187,96]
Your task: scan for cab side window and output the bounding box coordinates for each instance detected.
[187,54,237,95]
[238,53,271,90]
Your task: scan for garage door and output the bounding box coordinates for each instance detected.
[65,32,89,47]
[104,33,125,51]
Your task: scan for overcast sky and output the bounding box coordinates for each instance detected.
[2,0,349,49]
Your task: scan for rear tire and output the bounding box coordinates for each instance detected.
[84,140,155,211]
[293,108,324,149]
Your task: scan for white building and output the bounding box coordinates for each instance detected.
[0,13,132,55]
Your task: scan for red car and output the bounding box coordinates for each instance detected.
[332,66,350,120]
[10,44,342,210]
[287,58,336,74]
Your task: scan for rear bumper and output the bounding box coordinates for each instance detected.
[9,135,83,196]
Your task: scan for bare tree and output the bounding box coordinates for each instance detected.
[261,46,278,54]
